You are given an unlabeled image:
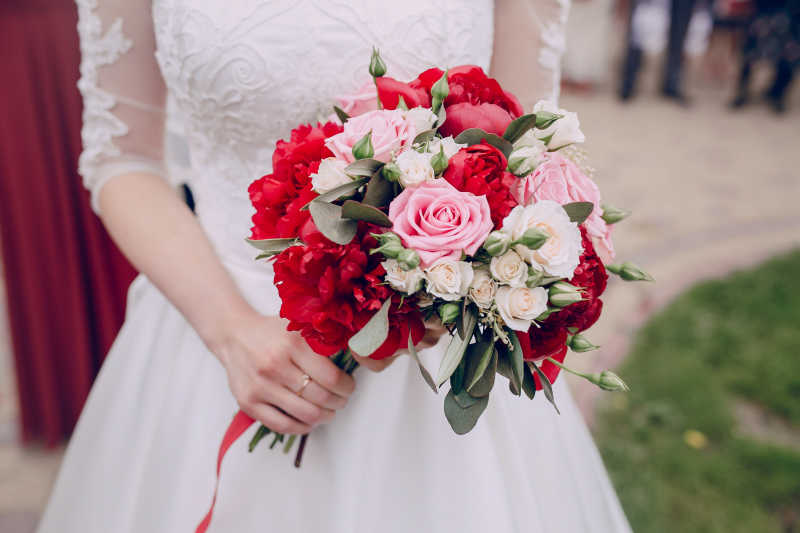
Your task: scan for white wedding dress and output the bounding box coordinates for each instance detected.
[39,1,632,531]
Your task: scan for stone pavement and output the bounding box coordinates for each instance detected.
[0,68,798,533]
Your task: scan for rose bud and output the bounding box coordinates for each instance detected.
[382,161,402,182]
[352,130,374,160]
[534,110,562,130]
[438,302,461,324]
[507,143,546,177]
[526,267,545,288]
[601,204,631,224]
[483,230,512,257]
[430,145,448,176]
[513,227,549,251]
[549,281,584,307]
[606,262,654,282]
[370,232,404,258]
[369,48,387,78]
[588,370,630,392]
[397,248,421,270]
[431,70,449,113]
[567,333,599,352]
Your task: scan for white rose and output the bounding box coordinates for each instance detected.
[489,250,528,287]
[395,149,434,188]
[424,260,474,301]
[495,286,548,331]
[508,141,546,176]
[469,268,497,309]
[427,136,465,159]
[310,157,352,193]
[404,107,437,133]
[501,200,583,279]
[532,100,585,150]
[381,259,425,294]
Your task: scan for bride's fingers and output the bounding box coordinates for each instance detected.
[245,402,312,435]
[300,380,348,410]
[290,347,356,398]
[264,384,335,427]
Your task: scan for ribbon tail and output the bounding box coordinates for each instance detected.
[195,410,255,533]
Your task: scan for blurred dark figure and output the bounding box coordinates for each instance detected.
[619,0,703,103]
[730,0,800,112]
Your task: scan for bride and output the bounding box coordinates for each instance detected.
[39,1,632,531]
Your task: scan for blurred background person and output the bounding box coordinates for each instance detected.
[563,0,615,92]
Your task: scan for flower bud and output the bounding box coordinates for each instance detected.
[549,281,583,307]
[352,131,374,160]
[588,370,630,392]
[508,155,535,177]
[369,232,404,258]
[534,110,562,130]
[397,248,421,270]
[369,48,387,78]
[430,145,448,175]
[382,161,402,182]
[483,230,512,257]
[606,262,654,282]
[601,204,631,224]
[526,267,545,288]
[567,333,599,352]
[513,227,549,250]
[438,302,461,324]
[431,70,449,113]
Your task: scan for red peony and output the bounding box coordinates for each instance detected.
[248,122,342,239]
[375,77,431,110]
[273,220,425,359]
[443,142,519,226]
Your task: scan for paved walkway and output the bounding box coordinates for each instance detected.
[0,66,798,532]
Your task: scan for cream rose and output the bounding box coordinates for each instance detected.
[424,260,474,301]
[495,286,548,331]
[310,157,352,194]
[501,200,583,279]
[532,100,585,150]
[489,250,528,287]
[395,149,434,188]
[469,268,497,309]
[404,107,437,133]
[381,259,425,294]
[427,136,465,159]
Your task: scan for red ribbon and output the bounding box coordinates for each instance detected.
[195,410,255,533]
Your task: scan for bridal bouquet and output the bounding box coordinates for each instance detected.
[245,50,653,442]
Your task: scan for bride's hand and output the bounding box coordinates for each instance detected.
[213,311,355,435]
[354,320,449,372]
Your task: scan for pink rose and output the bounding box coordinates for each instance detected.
[333,81,378,119]
[325,109,416,163]
[388,180,494,267]
[519,152,615,259]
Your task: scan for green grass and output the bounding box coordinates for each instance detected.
[595,249,800,533]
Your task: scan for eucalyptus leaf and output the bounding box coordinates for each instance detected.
[530,362,560,414]
[454,128,513,159]
[408,334,437,394]
[562,201,594,225]
[345,158,383,178]
[413,129,437,146]
[502,113,538,143]
[340,200,392,227]
[245,237,297,253]
[449,356,466,395]
[362,173,393,207]
[303,176,368,209]
[308,201,357,245]
[521,363,537,399]
[509,331,525,395]
[347,298,392,357]
[467,345,497,398]
[464,340,495,395]
[444,388,489,435]
[333,105,350,123]
[457,302,477,341]
[436,319,477,386]
[452,388,481,408]
[496,343,513,380]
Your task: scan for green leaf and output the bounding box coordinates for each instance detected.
[509,331,525,396]
[467,345,497,398]
[345,158,383,178]
[530,362,560,414]
[452,388,481,408]
[502,113,538,143]
[362,172,393,207]
[248,425,271,452]
[302,176,369,210]
[413,129,437,146]
[454,128,513,159]
[562,201,594,224]
[333,105,350,123]
[444,388,489,435]
[457,301,477,341]
[521,365,537,399]
[434,104,447,129]
[408,333,437,394]
[308,200,357,245]
[347,298,392,357]
[436,318,477,386]
[245,237,297,254]
[449,356,466,395]
[464,340,495,395]
[340,200,392,227]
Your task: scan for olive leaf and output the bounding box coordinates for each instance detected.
[302,176,368,209]
[562,202,594,224]
[436,318,477,386]
[308,200,358,245]
[347,297,392,357]
[362,172,394,207]
[521,364,537,400]
[466,345,497,398]
[464,340,495,396]
[457,302,477,341]
[530,361,559,414]
[345,158,384,178]
[245,237,297,255]
[444,388,489,435]
[509,331,525,396]
[502,113,538,143]
[454,128,513,159]
[408,333,437,394]
[341,200,392,227]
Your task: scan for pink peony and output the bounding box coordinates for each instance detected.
[325,109,416,163]
[388,180,494,267]
[333,81,379,118]
[518,152,615,260]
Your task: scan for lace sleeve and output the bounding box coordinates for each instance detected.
[76,0,167,213]
[492,0,570,107]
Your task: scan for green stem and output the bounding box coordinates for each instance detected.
[546,357,592,380]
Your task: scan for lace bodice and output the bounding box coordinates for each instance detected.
[76,0,568,268]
